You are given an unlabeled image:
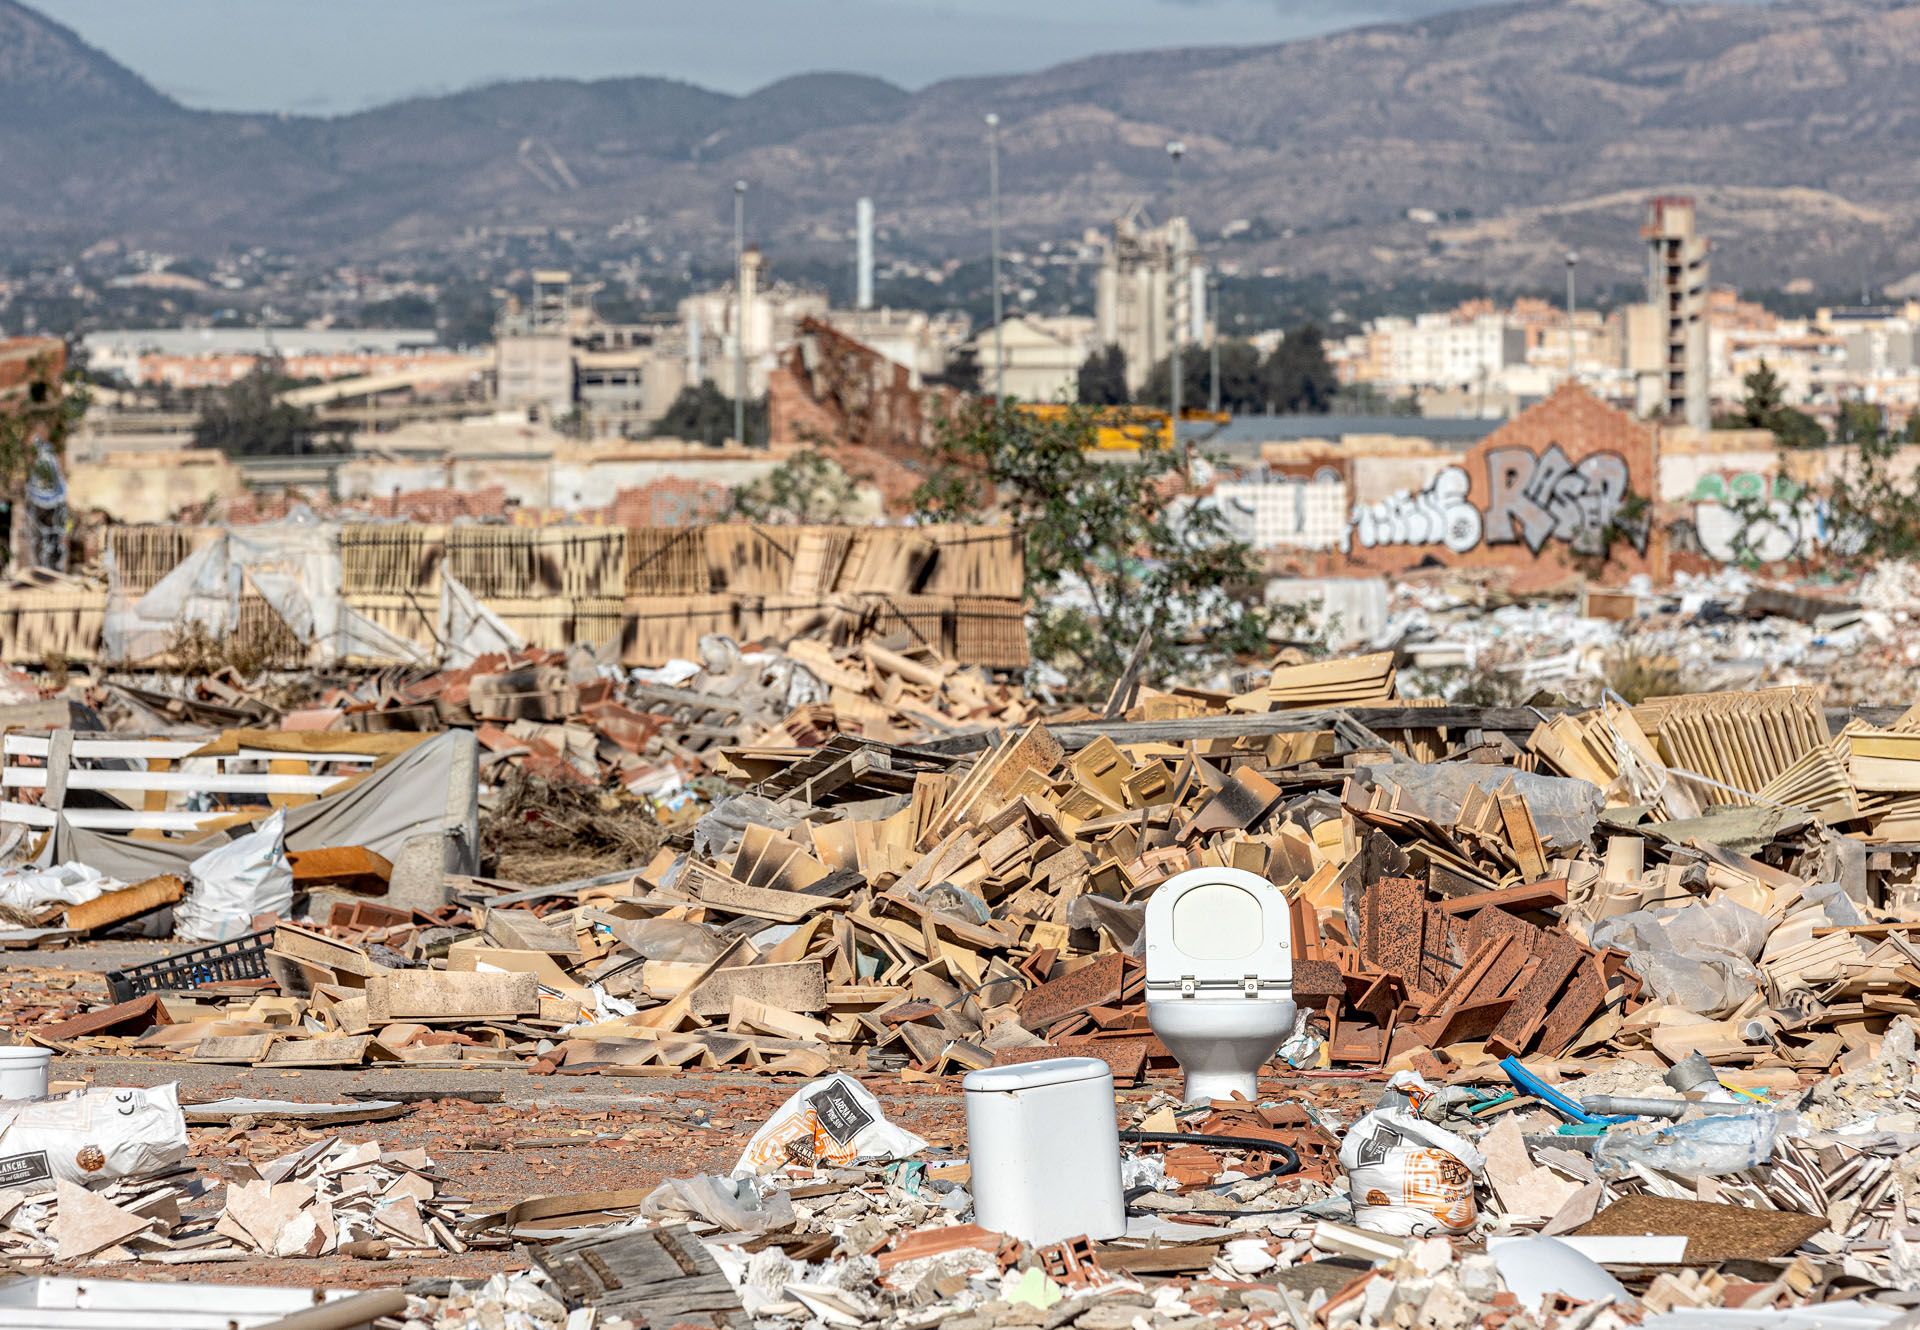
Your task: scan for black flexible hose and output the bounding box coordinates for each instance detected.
[1117,1129,1301,1177]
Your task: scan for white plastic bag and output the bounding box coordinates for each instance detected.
[0,863,125,917]
[1339,1106,1485,1236]
[0,1083,189,1191]
[732,1073,927,1177]
[640,1174,797,1232]
[174,810,293,942]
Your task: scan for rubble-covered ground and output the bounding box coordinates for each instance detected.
[9,570,1920,1329]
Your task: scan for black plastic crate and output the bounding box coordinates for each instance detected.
[105,930,275,1004]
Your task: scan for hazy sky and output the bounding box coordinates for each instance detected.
[32,0,1487,114]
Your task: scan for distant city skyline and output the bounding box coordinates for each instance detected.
[31,0,1492,114]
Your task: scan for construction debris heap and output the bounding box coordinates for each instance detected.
[9,589,1920,1329]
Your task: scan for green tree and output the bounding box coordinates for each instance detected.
[0,351,89,487]
[193,363,341,457]
[1077,345,1130,406]
[912,399,1270,697]
[1262,324,1337,414]
[1734,361,1787,425]
[652,383,767,447]
[930,346,983,395]
[1140,341,1266,414]
[1772,393,1920,564]
[1730,361,1826,448]
[1835,400,1885,451]
[732,450,865,523]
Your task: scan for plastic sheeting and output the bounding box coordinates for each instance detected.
[1591,900,1772,1017]
[441,570,524,669]
[0,862,123,916]
[104,516,435,668]
[48,731,476,883]
[1353,763,1604,852]
[174,809,295,943]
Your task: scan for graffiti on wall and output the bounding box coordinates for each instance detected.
[1348,466,1482,553]
[1691,498,1826,564]
[1482,445,1647,556]
[1690,472,1800,505]
[1346,444,1647,558]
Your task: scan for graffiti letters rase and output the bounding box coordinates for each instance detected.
[1482,445,1646,557]
[1348,467,1482,553]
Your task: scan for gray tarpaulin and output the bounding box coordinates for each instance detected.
[48,732,477,882]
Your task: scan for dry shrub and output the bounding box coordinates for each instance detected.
[1604,646,1688,705]
[481,768,664,886]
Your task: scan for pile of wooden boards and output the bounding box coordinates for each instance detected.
[30,656,1920,1086]
[85,520,1030,671]
[1530,686,1920,839]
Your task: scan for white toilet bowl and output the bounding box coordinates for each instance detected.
[1144,867,1296,1103]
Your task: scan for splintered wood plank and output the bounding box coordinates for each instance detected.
[1497,792,1549,880]
[273,923,385,978]
[533,1224,744,1320]
[188,1034,279,1064]
[728,995,830,1042]
[255,1035,375,1067]
[923,723,1063,848]
[733,823,830,892]
[288,845,392,893]
[482,908,577,955]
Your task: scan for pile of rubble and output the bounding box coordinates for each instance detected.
[22,646,1920,1090]
[1385,563,1920,706]
[15,597,1920,1325]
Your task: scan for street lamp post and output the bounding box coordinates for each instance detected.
[1167,140,1186,448]
[1565,250,1579,386]
[1208,272,1221,415]
[987,113,1003,401]
[734,180,748,447]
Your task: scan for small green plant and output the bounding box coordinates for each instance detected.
[731,449,866,523]
[913,399,1276,698]
[0,351,88,497]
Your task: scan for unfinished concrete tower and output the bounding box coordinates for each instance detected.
[1643,196,1710,431]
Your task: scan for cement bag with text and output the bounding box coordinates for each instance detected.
[732,1073,927,1178]
[0,1083,189,1192]
[1338,1106,1485,1236]
[174,809,293,943]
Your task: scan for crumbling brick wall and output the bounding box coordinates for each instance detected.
[768,318,953,454]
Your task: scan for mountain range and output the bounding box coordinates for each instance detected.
[6,0,1920,293]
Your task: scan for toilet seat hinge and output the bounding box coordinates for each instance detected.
[1243,976,1259,996]
[1179,977,1195,997]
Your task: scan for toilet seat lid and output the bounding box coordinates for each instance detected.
[1143,867,1293,987]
